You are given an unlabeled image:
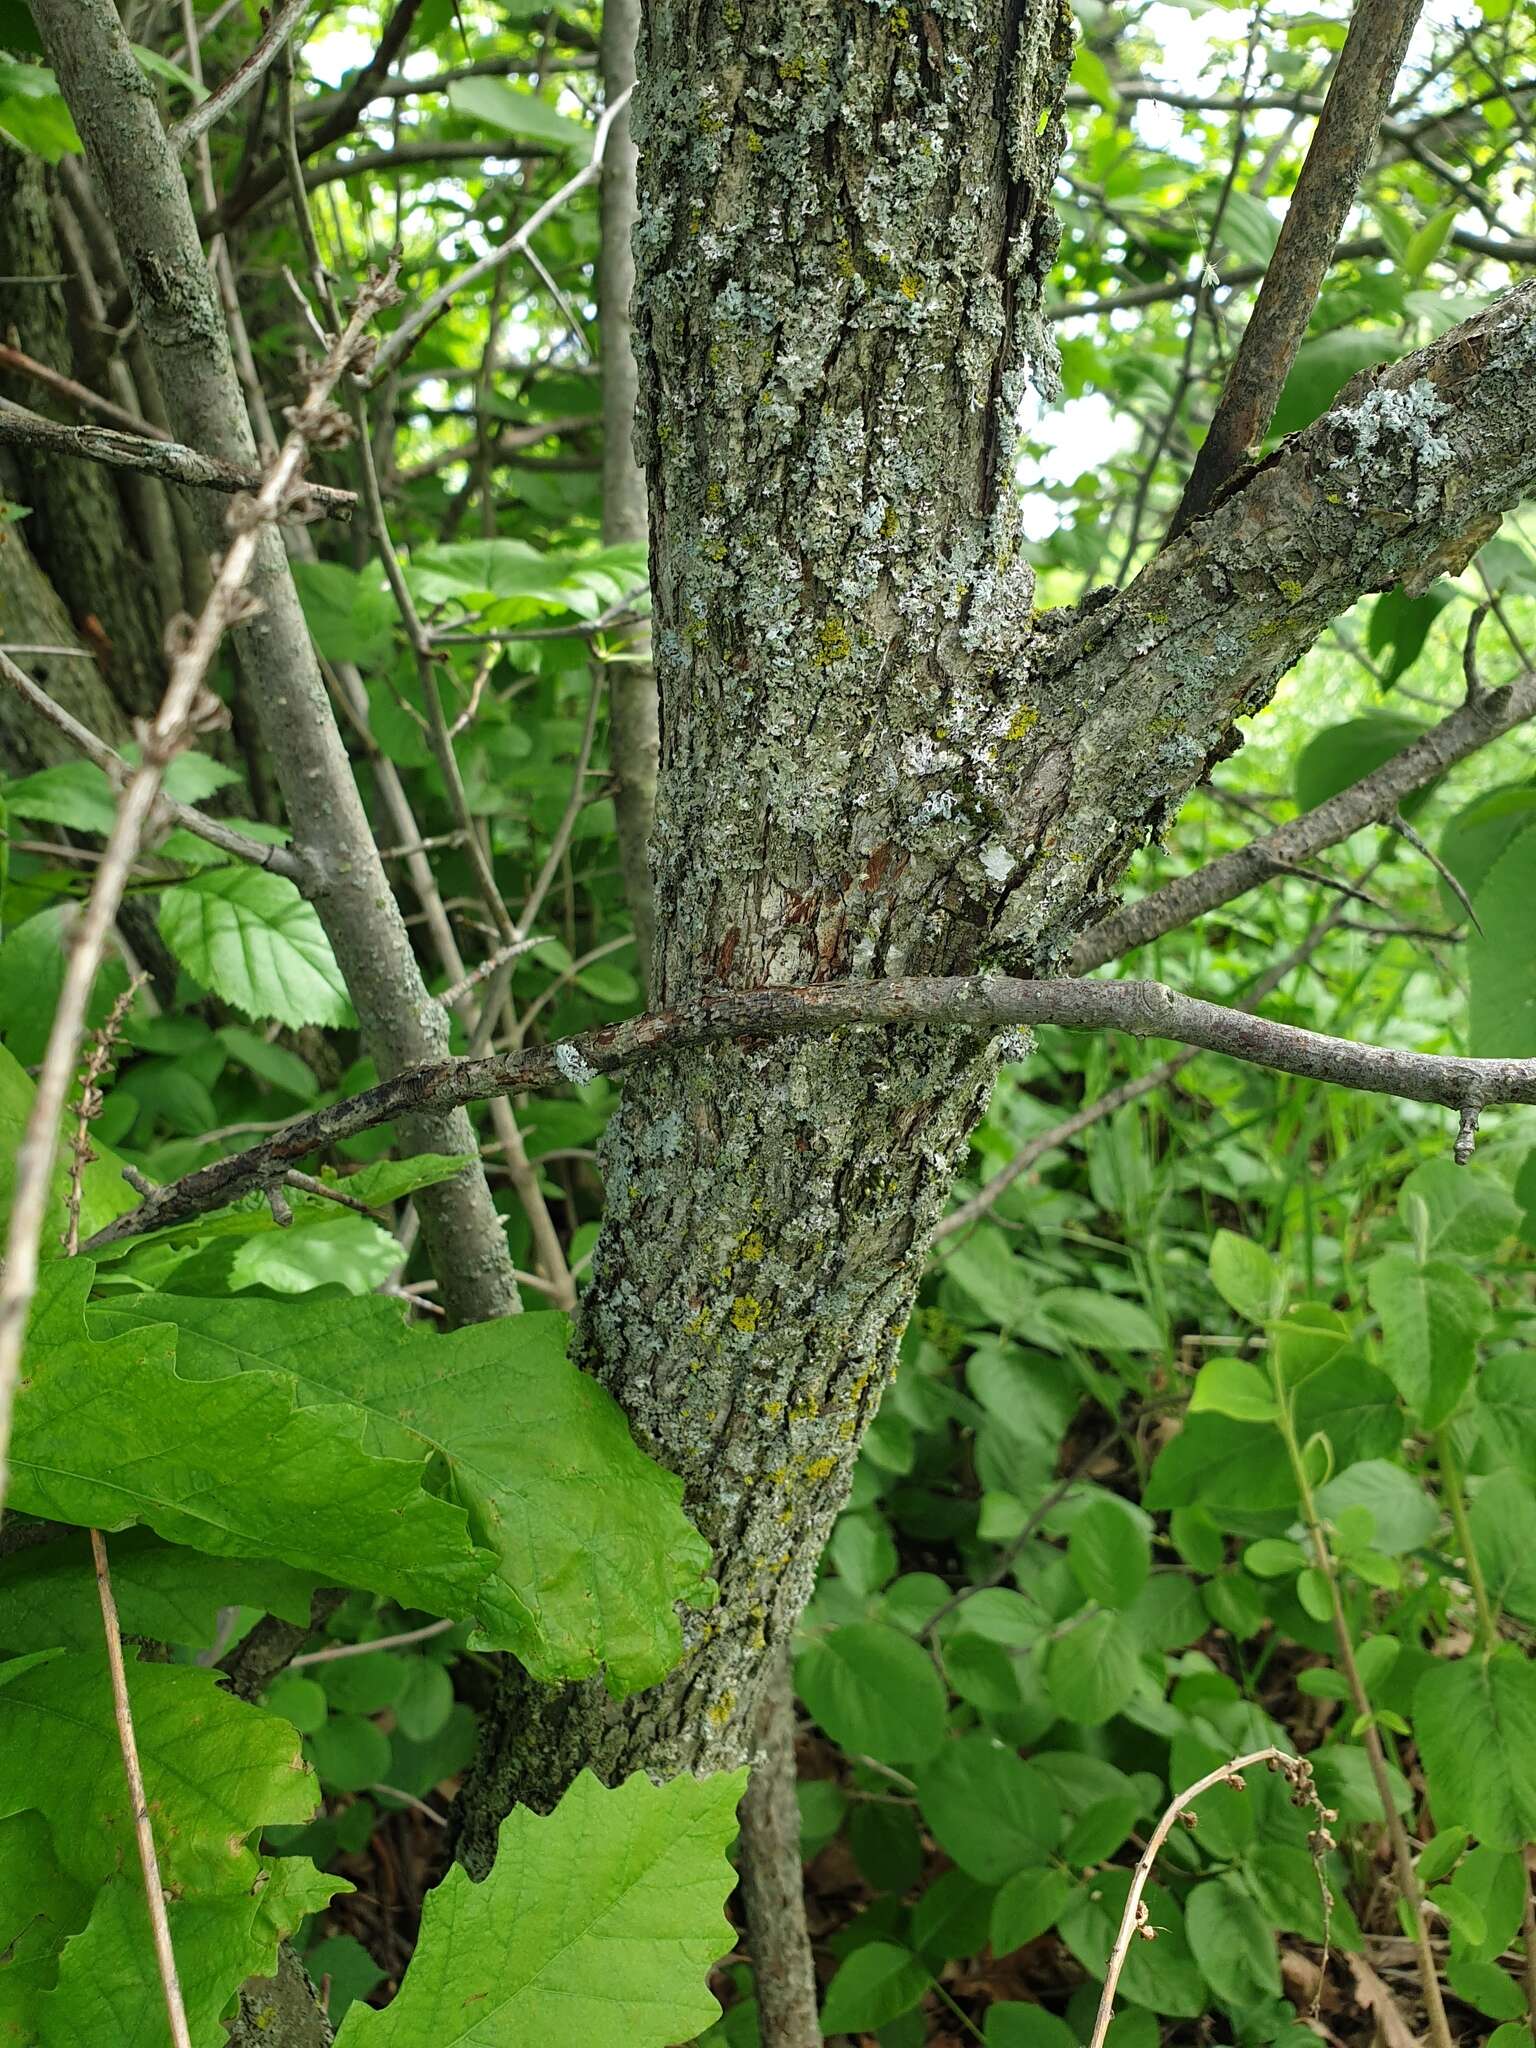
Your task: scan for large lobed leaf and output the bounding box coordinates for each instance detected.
[335,1769,745,2047]
[95,1289,713,1694]
[13,1263,488,1618]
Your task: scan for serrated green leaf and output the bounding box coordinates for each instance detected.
[796,1621,947,1764]
[3,758,117,833]
[1415,1654,1536,1849]
[16,1263,488,1616]
[1367,1251,1488,1427]
[335,1769,745,2047]
[291,558,397,666]
[159,867,352,1030]
[97,1289,711,1693]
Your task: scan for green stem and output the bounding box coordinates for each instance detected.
[1271,1375,1455,2048]
[1436,1427,1499,1655]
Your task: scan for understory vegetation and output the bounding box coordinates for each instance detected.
[0,0,1533,2044]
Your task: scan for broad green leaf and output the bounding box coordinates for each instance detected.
[1067,1496,1150,1609]
[916,1735,1060,1883]
[0,62,78,159]
[1476,536,1536,597]
[334,1769,745,2047]
[1209,1230,1283,1323]
[1367,586,1453,692]
[291,558,397,666]
[1417,1829,1470,1885]
[1046,1609,1141,1725]
[159,868,353,1030]
[0,1526,317,1655]
[1367,1251,1488,1428]
[1185,1875,1281,2009]
[216,1024,319,1100]
[1293,1352,1401,1469]
[1293,713,1432,814]
[1271,330,1397,438]
[1415,1654,1536,1849]
[1270,1303,1352,1389]
[2,758,117,834]
[1478,1353,1536,1480]
[1398,1159,1521,1258]
[1405,204,1457,277]
[31,1856,341,2048]
[97,1290,711,1694]
[1244,1537,1307,1578]
[1438,786,1536,913]
[991,1866,1073,1955]
[986,2004,1078,2048]
[0,902,129,1065]
[1058,1874,1207,2016]
[0,1809,88,2035]
[229,1211,404,1295]
[796,1622,947,1764]
[1315,1462,1436,1555]
[16,1264,488,1616]
[0,1650,318,1893]
[1145,1410,1296,1512]
[1446,1959,1525,2022]
[820,1943,932,2033]
[1468,1469,1536,1625]
[448,74,590,150]
[910,1869,994,1961]
[1038,1287,1162,1352]
[1189,1356,1279,1422]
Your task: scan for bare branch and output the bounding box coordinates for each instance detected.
[1068,666,1536,974]
[82,968,1536,1252]
[168,0,313,156]
[0,398,356,518]
[368,86,635,386]
[1169,0,1424,535]
[0,340,170,440]
[90,1528,193,2048]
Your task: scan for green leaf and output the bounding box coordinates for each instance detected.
[1058,1874,1207,2017]
[3,758,117,834]
[1061,1794,1138,1867]
[0,1650,318,1893]
[1185,1876,1281,2009]
[1067,1496,1149,1609]
[916,1734,1060,1883]
[1315,1461,1436,1555]
[991,1866,1073,1955]
[1416,1828,1470,1886]
[1294,713,1432,813]
[1209,1230,1283,1323]
[1144,1411,1296,1513]
[1431,1881,1486,1949]
[1478,1353,1536,1481]
[820,1942,932,2033]
[0,1038,136,1246]
[1399,1158,1521,1258]
[15,1264,489,1617]
[1367,585,1453,692]
[1367,1251,1489,1428]
[447,74,590,150]
[1467,1469,1536,1625]
[1405,204,1457,278]
[796,1622,947,1765]
[0,64,79,160]
[1038,1287,1162,1352]
[1271,330,1397,437]
[1415,1653,1536,1849]
[1046,1610,1141,1725]
[291,558,397,666]
[159,868,352,1030]
[985,2005,1078,2048]
[1446,1960,1525,2023]
[0,1526,316,1655]
[229,1212,405,1295]
[0,902,129,1065]
[1244,1537,1307,1578]
[1189,1356,1279,1423]
[97,1290,711,1694]
[1438,786,1536,914]
[334,1769,745,2047]
[217,1024,319,1100]
[1467,821,1536,1055]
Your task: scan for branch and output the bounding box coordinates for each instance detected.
[367,86,634,385]
[0,399,357,519]
[0,340,169,439]
[0,648,306,880]
[1168,0,1424,535]
[83,971,1536,1251]
[1014,280,1536,972]
[1069,664,1536,972]
[167,0,312,156]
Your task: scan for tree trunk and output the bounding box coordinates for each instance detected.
[457,0,1074,1853]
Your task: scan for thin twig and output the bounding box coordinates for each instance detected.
[168,0,313,156]
[89,1528,193,2048]
[289,1617,455,1666]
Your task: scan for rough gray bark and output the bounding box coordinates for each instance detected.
[456,3,1536,1852]
[35,0,522,1327]
[0,148,167,724]
[598,0,659,991]
[737,1653,820,2048]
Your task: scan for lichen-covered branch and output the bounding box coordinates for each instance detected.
[1070,661,1536,971]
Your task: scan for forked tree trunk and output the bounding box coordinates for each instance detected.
[458,0,1076,1847]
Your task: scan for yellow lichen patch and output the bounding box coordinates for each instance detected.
[1006,706,1039,741]
[1277,576,1304,602]
[880,505,899,539]
[731,1295,764,1333]
[898,273,922,300]
[737,1228,766,1262]
[803,1455,838,1481]
[815,616,852,665]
